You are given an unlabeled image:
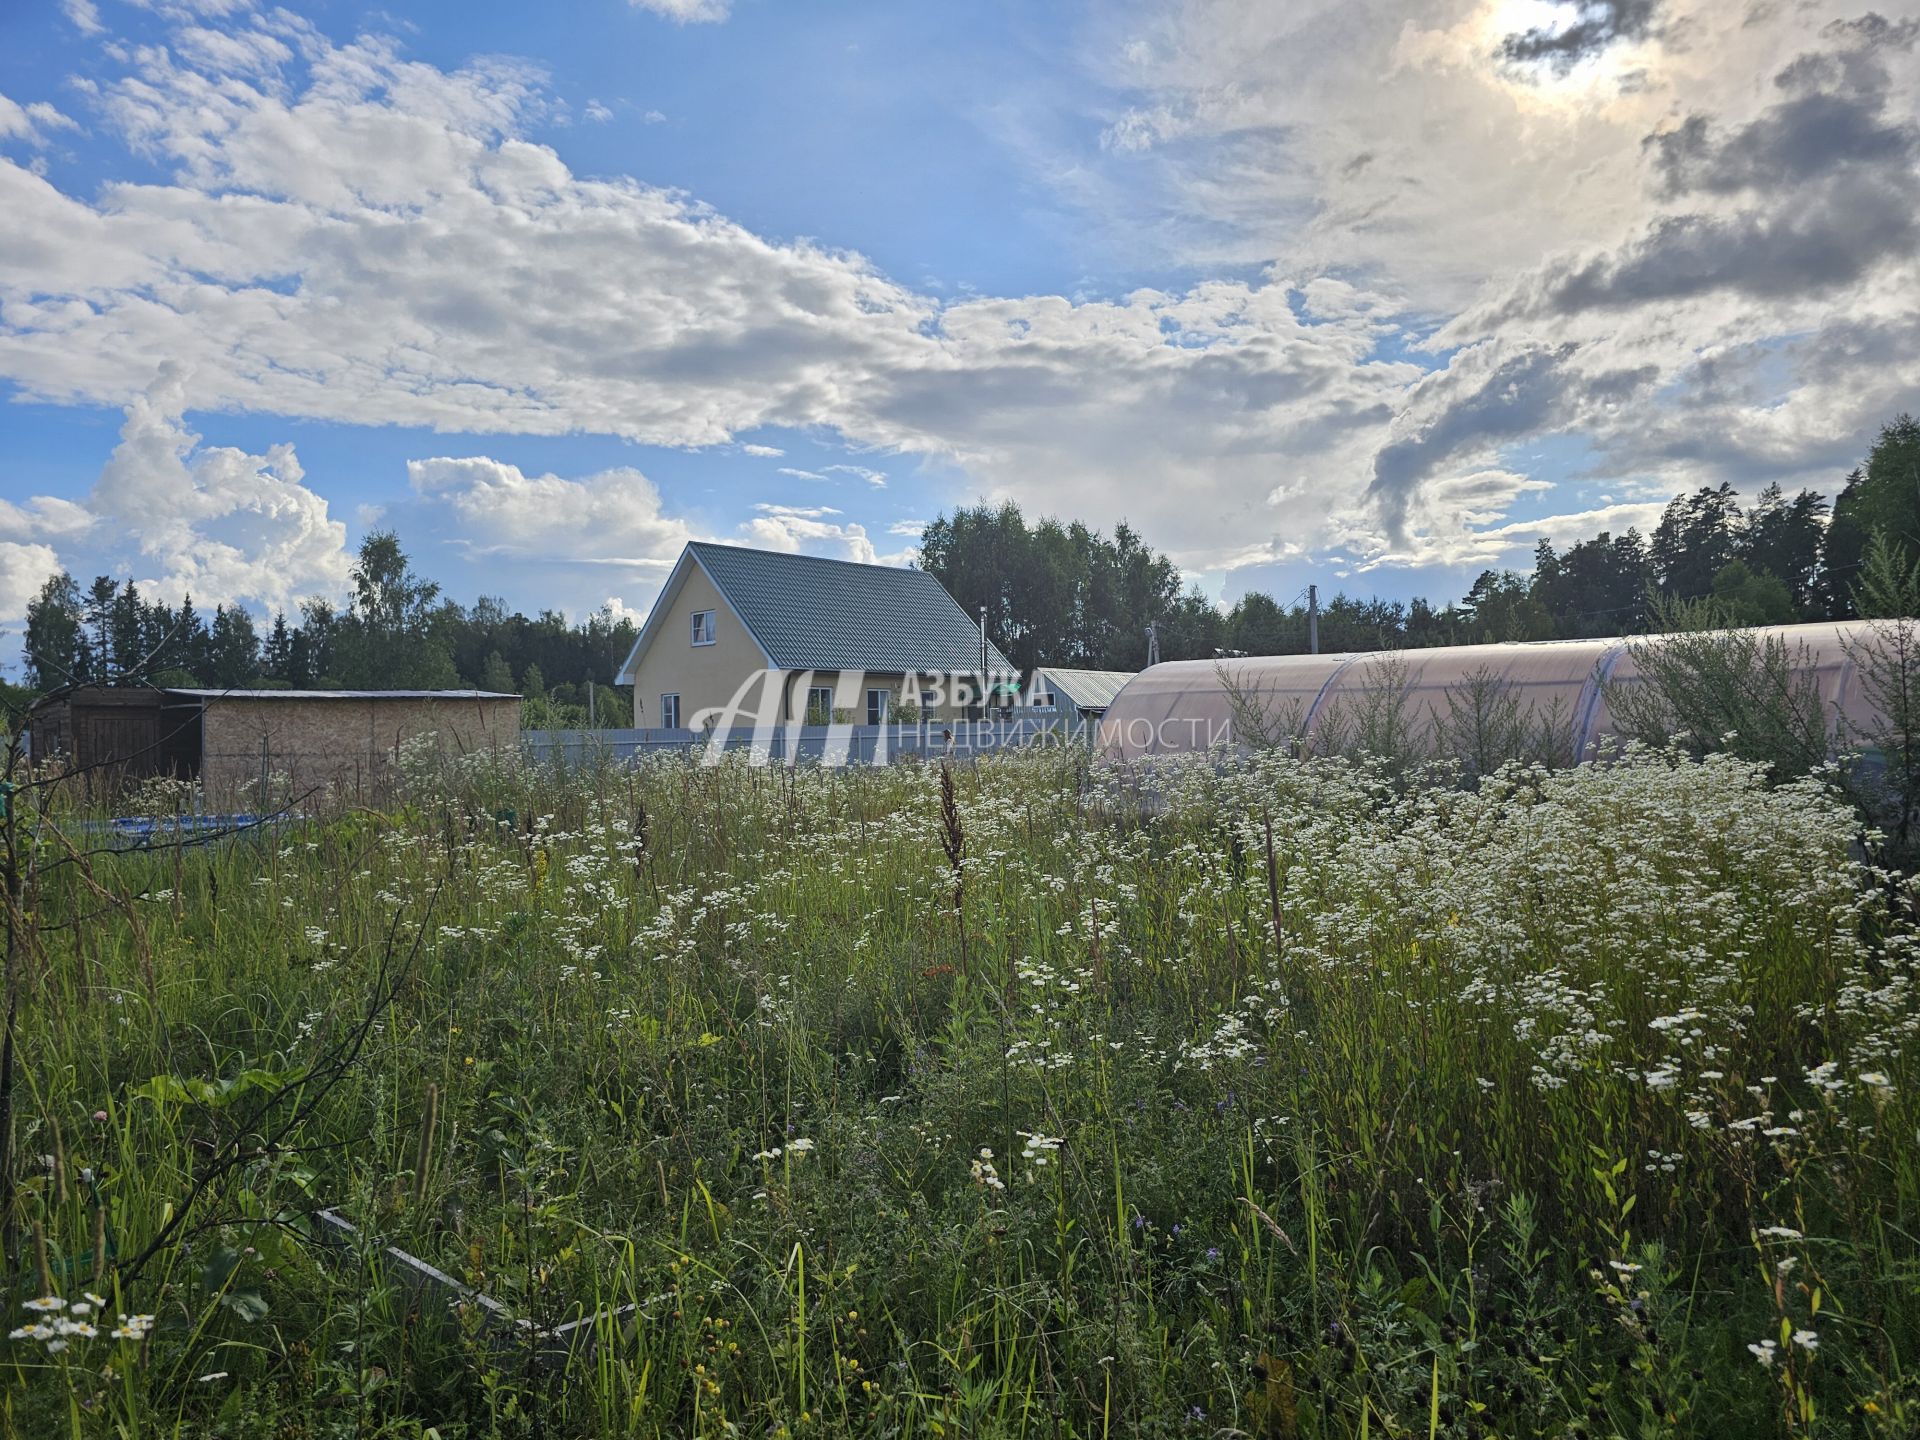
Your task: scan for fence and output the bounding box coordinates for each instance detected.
[521,715,1094,768]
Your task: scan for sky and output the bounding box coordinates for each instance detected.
[1,0,1916,668]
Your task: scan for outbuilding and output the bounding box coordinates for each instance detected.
[29,688,521,804]
[1029,668,1136,723]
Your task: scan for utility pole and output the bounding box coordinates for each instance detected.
[1146,620,1160,668]
[1307,584,1319,656]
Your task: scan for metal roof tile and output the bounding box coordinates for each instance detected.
[688,542,1015,675]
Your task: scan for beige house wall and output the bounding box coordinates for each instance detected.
[199,695,521,804]
[627,565,775,727]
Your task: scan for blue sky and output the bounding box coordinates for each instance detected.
[1,0,1915,666]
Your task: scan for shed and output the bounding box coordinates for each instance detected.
[1096,621,1886,762]
[30,688,521,804]
[25,688,201,798]
[1030,668,1136,720]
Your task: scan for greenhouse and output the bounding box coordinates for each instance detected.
[1096,620,1888,762]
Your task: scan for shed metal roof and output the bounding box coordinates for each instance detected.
[1035,667,1136,711]
[624,543,1016,679]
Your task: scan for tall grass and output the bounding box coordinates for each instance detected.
[3,740,1917,1437]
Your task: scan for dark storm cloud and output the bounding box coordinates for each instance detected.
[1499,0,1660,72]
[1647,91,1916,196]
[1523,24,1920,315]
[1544,174,1917,310]
[1367,345,1656,536]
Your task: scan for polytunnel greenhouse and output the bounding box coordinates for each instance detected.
[1095,620,1888,762]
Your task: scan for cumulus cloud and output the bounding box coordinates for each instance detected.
[1087,0,1920,562]
[741,504,881,563]
[406,456,696,570]
[3,0,1916,605]
[0,24,1421,580]
[0,371,353,620]
[0,544,64,622]
[91,373,354,609]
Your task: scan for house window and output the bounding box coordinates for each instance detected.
[660,693,681,730]
[805,686,833,724]
[920,689,938,714]
[690,610,716,646]
[866,688,889,726]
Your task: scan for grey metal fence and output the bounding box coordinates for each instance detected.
[521,716,1093,768]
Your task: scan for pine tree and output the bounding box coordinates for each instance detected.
[83,576,118,677]
[479,650,515,693]
[168,595,211,683]
[207,605,261,687]
[262,611,293,682]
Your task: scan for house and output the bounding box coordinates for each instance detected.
[616,542,1017,729]
[28,687,521,804]
[1028,668,1136,722]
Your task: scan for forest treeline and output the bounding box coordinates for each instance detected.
[18,533,638,727]
[922,413,1920,674]
[15,413,1919,717]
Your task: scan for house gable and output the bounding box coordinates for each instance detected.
[616,547,773,686]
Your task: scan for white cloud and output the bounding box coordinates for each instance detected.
[824,463,888,488]
[0,371,353,621]
[741,505,879,563]
[2,3,1914,606]
[88,371,354,609]
[628,0,731,23]
[0,93,79,146]
[584,99,613,123]
[740,443,784,457]
[60,0,103,35]
[0,544,64,623]
[0,29,1420,580]
[172,23,294,77]
[406,455,696,569]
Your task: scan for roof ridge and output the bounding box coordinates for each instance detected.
[689,539,927,578]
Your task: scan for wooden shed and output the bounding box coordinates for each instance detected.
[29,688,521,805]
[25,688,203,798]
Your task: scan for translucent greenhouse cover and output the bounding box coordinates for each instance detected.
[1096,620,1890,761]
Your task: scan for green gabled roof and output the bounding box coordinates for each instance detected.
[686,542,1016,675]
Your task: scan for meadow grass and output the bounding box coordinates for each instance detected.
[3,741,1917,1438]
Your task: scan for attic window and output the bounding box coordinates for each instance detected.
[691,610,717,646]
